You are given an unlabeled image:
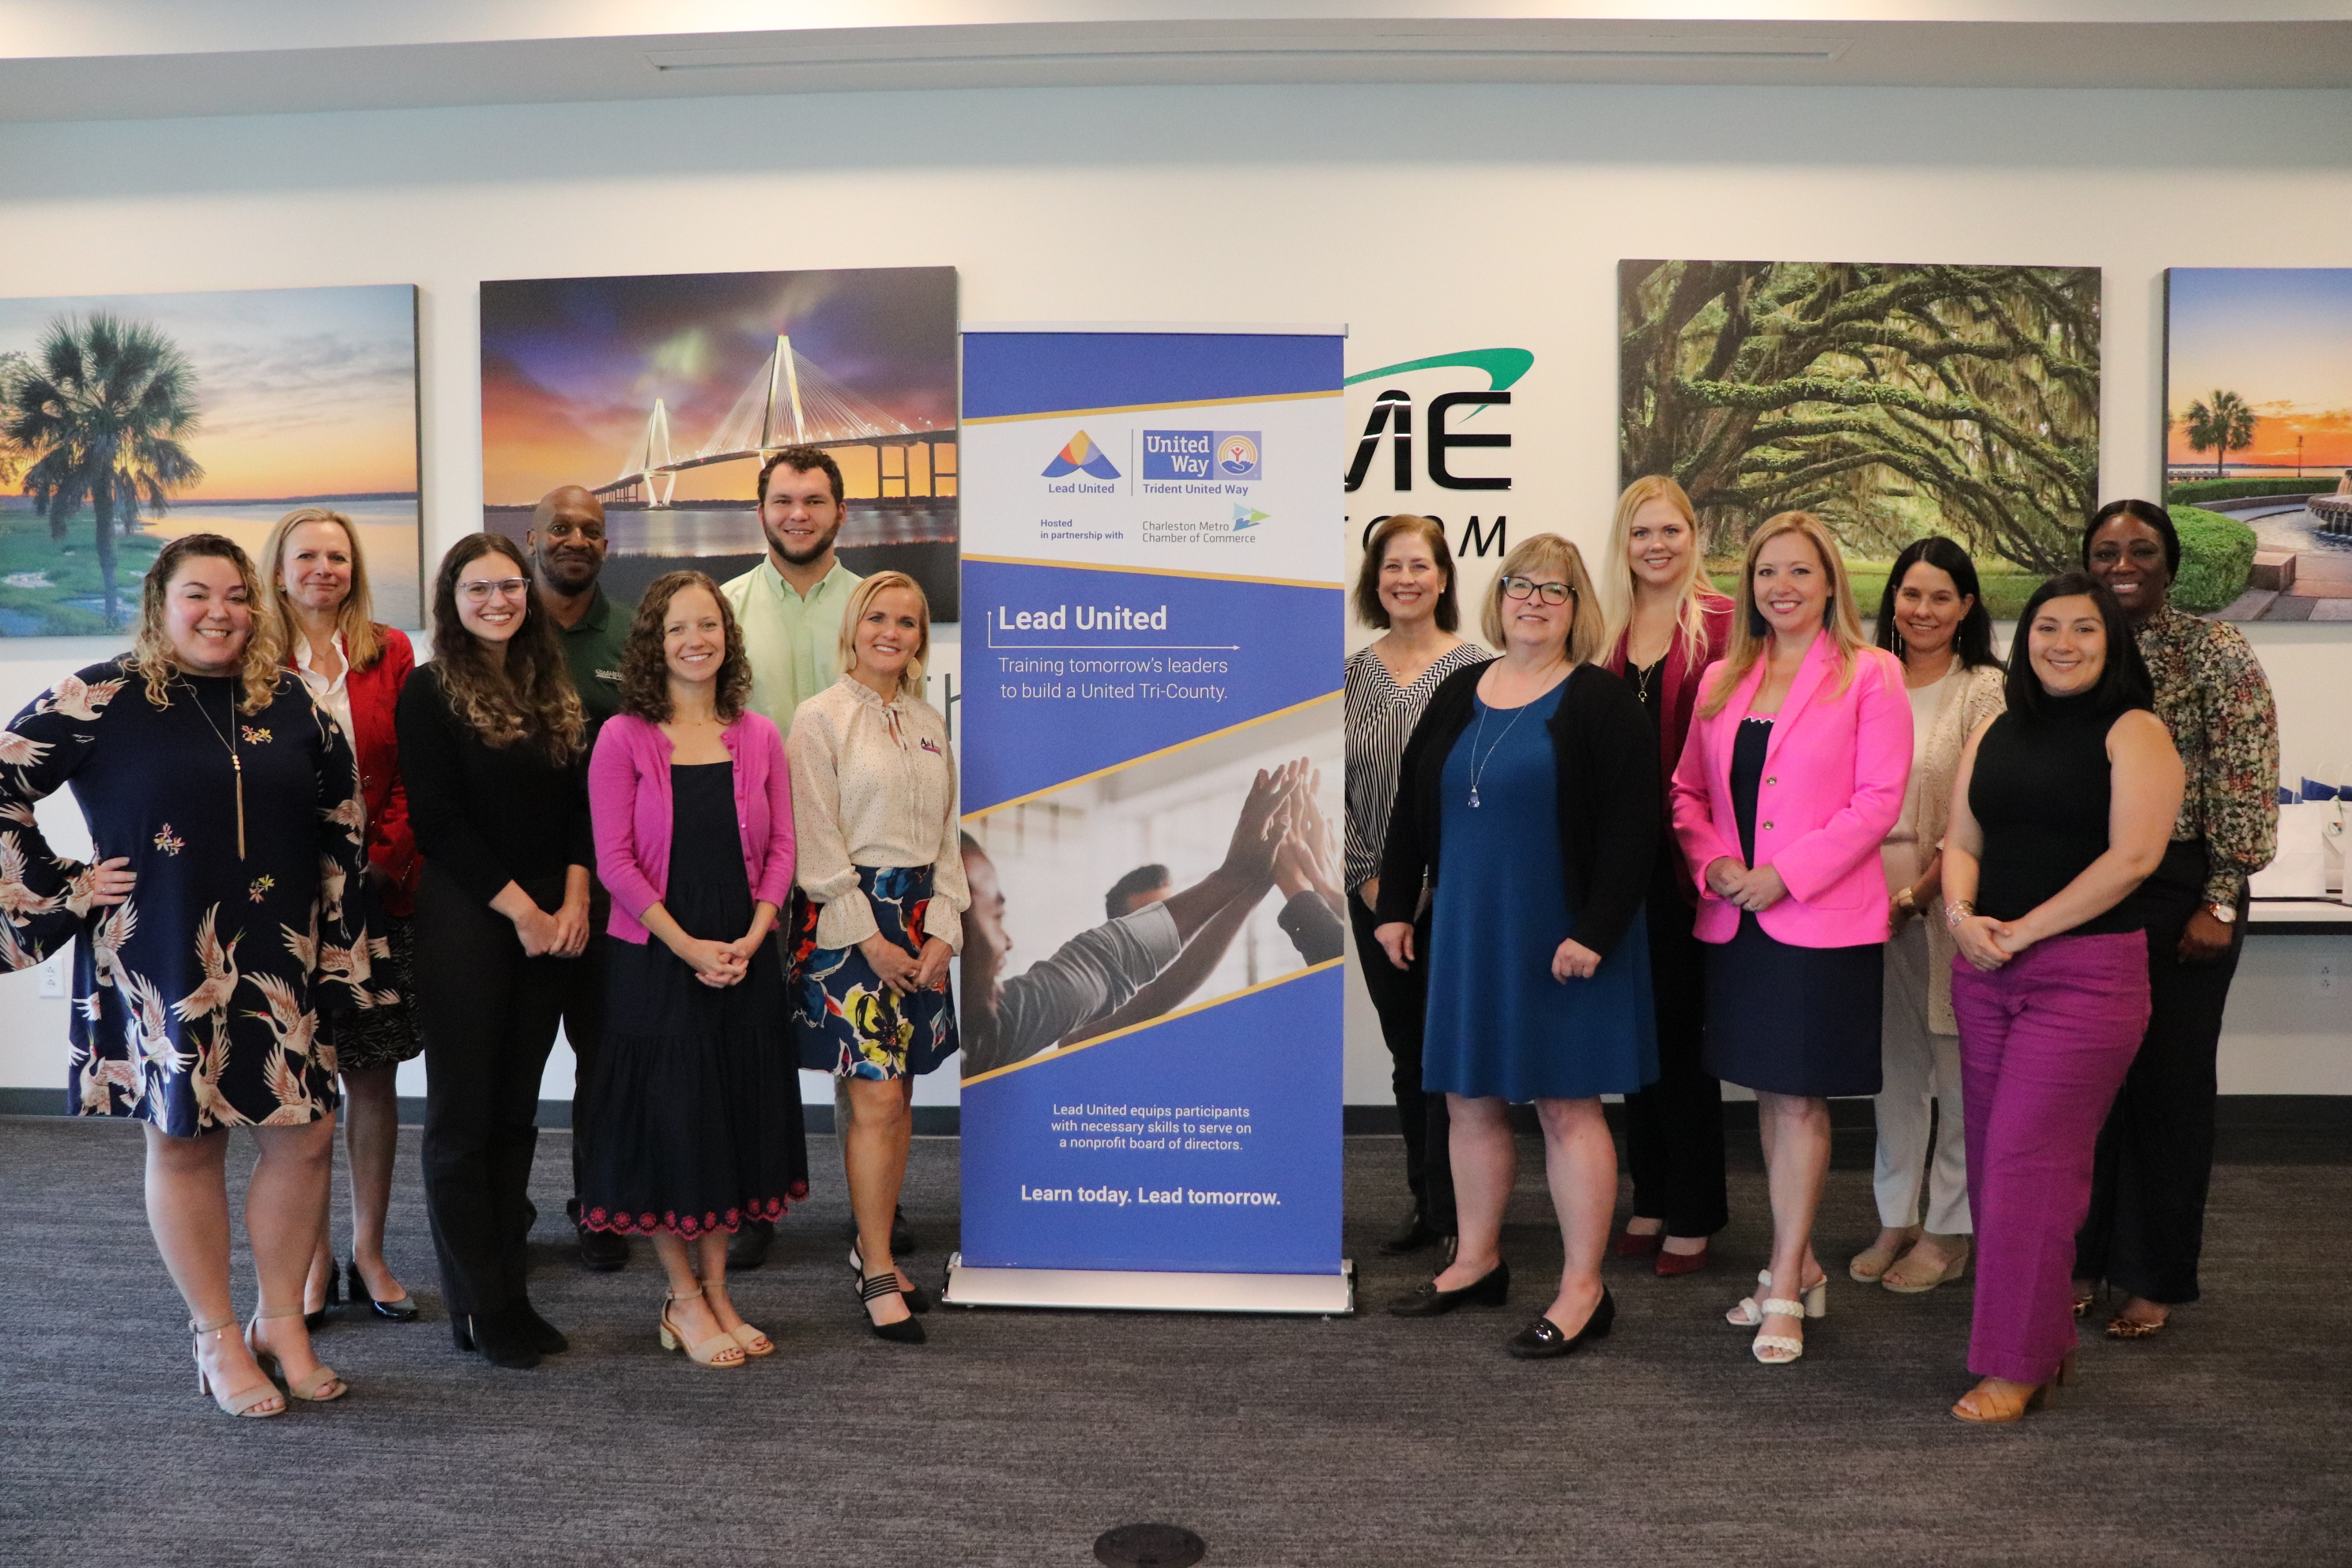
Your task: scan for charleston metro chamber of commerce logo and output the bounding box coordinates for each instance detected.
[1232,503,1269,530]
[1043,430,1121,481]
[1141,430,1263,482]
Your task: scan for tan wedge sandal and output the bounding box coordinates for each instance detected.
[247,1306,349,1401]
[660,1286,745,1368]
[1882,1234,1972,1295]
[192,1315,285,1418]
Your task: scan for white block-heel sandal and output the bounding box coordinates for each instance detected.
[1725,1270,1827,1326]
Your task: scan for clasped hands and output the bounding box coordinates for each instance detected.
[676,930,772,989]
[1705,855,1788,915]
[859,929,954,997]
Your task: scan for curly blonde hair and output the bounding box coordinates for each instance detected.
[130,533,285,715]
[617,571,752,724]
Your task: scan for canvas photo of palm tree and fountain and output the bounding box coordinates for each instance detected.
[2165,267,2352,621]
[0,285,420,635]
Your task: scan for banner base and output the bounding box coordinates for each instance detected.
[943,1253,1355,1316]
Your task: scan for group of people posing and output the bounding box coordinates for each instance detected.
[6,446,971,1418]
[1347,481,2276,1422]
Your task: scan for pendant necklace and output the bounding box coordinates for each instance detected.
[1466,665,1558,808]
[182,678,246,859]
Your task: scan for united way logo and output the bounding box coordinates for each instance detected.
[1043,430,1121,481]
[1141,429,1264,481]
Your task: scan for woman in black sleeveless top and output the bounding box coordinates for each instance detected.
[1937,573,2183,1424]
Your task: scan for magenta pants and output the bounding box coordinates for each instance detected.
[1950,930,2150,1385]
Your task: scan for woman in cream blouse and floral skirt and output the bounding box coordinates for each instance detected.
[787,571,968,1345]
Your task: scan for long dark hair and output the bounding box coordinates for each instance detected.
[1875,536,1997,669]
[2004,571,2153,722]
[428,532,584,760]
[616,571,751,724]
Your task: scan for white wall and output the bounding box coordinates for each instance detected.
[0,81,2346,1103]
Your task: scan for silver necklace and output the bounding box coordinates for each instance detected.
[1466,677,1551,808]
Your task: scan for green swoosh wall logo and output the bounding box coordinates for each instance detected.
[1343,347,1533,391]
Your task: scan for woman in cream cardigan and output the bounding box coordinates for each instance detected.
[1853,538,2007,1295]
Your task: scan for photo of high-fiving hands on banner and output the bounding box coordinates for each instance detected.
[960,714,1344,1083]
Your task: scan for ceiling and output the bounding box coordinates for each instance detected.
[2,3,2350,123]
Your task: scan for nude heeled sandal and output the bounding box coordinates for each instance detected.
[1751,1300,1811,1365]
[1953,1351,2076,1423]
[245,1306,348,1401]
[1726,1269,1826,1326]
[192,1316,285,1418]
[660,1286,745,1367]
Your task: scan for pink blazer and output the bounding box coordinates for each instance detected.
[1670,633,1912,950]
[589,710,796,945]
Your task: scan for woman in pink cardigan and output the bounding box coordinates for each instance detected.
[1670,512,1912,1366]
[579,571,807,1370]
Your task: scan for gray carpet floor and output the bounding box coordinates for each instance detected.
[2,1115,2346,1567]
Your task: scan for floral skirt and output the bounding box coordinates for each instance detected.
[317,912,422,1074]
[790,865,959,1080]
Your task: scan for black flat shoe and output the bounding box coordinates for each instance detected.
[1379,1208,1446,1256]
[515,1298,569,1355]
[454,1307,541,1370]
[1507,1288,1615,1359]
[571,1204,628,1273]
[858,1272,925,1344]
[345,1260,419,1322]
[1386,1260,1510,1317]
[728,1219,775,1272]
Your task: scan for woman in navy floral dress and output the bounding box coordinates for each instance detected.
[0,535,379,1417]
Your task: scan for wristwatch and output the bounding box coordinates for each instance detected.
[1894,886,1917,917]
[2207,903,2237,925]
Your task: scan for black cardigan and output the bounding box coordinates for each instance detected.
[1374,661,1660,961]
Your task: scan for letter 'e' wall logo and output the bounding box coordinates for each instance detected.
[1044,430,1121,480]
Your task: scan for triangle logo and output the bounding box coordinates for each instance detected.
[1043,430,1121,480]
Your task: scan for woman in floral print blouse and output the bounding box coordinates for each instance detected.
[0,534,379,1417]
[2076,499,2278,1341]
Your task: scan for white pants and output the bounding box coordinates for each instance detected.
[1874,915,1971,1234]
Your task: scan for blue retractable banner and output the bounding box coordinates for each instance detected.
[949,326,1349,1312]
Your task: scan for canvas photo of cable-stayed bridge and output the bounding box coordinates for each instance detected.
[480,266,959,620]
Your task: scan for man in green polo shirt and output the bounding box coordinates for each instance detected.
[720,446,879,1272]
[722,445,861,739]
[529,484,636,1273]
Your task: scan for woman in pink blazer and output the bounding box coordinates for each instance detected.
[1670,512,1913,1366]
[580,571,807,1370]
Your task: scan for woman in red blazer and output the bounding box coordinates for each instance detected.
[1602,477,1736,1277]
[266,507,425,1326]
[1669,511,1912,1366]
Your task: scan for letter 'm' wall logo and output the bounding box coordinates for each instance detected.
[1342,348,1532,559]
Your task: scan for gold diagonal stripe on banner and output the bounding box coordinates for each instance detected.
[959,956,1344,1087]
[964,553,1344,590]
[962,388,1341,425]
[961,690,1340,820]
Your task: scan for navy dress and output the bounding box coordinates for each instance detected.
[1702,717,1883,1097]
[1421,684,1658,1102]
[578,760,808,1236]
[0,660,379,1133]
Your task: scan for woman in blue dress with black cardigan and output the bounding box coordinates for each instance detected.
[1374,534,1660,1359]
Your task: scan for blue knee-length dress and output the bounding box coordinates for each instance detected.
[1420,684,1658,1102]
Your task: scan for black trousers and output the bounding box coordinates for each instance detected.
[1349,895,1453,1234]
[1620,885,1728,1237]
[416,864,597,1317]
[2075,841,2246,1306]
[564,888,610,1205]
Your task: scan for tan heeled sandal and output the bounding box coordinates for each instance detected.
[729,1322,775,1357]
[192,1315,285,1418]
[1849,1226,1920,1283]
[1882,1234,1972,1295]
[1953,1352,2075,1423]
[247,1306,348,1401]
[660,1287,745,1368]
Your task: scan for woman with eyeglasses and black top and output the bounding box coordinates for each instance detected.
[1375,534,1659,1359]
[398,533,595,1370]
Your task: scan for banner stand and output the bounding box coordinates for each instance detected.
[944,1255,1354,1316]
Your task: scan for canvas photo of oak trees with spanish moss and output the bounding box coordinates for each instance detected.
[1619,260,2101,620]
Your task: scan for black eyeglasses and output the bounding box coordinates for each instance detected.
[1500,576,1577,606]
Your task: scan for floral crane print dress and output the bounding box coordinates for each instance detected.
[0,658,382,1136]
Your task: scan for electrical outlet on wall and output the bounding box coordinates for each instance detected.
[37,956,64,998]
[2318,958,2343,1001]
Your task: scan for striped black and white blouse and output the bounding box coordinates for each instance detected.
[1343,639,1494,894]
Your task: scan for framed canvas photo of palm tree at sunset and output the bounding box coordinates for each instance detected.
[2165,268,2352,622]
[0,285,420,635]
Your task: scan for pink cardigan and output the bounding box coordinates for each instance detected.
[589,710,796,946]
[1670,633,1912,950]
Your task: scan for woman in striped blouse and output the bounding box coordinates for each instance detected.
[1343,514,1491,1257]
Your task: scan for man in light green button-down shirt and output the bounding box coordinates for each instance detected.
[722,446,863,741]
